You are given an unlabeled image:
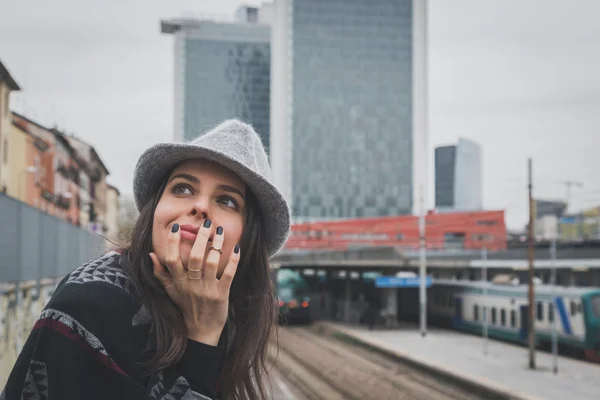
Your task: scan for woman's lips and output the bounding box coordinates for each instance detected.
[177,224,212,242]
[180,230,197,241]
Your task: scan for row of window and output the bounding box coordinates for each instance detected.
[474,300,581,328]
[474,306,518,328]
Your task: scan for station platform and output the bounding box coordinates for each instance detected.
[320,322,600,400]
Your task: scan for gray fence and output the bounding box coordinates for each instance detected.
[0,193,107,282]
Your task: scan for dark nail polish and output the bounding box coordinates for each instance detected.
[203,219,212,228]
[234,245,240,254]
[171,223,179,233]
[216,226,223,235]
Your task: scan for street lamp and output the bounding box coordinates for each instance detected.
[19,166,38,200]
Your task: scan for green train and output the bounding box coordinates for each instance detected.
[276,269,312,325]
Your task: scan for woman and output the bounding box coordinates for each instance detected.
[1,119,291,400]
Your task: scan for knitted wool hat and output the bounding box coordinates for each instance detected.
[133,119,290,256]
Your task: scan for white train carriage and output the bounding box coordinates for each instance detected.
[426,280,600,361]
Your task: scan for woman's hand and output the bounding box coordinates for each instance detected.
[149,220,240,346]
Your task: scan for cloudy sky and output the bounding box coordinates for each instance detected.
[1,0,598,229]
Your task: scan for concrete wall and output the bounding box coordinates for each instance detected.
[0,279,60,388]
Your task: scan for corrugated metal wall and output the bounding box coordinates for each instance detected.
[0,194,106,282]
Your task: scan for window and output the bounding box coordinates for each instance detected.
[501,309,506,326]
[474,305,479,322]
[4,90,9,116]
[510,310,516,328]
[537,302,544,321]
[571,301,577,316]
[591,295,600,318]
[3,139,7,163]
[491,308,497,324]
[477,220,497,226]
[549,304,554,323]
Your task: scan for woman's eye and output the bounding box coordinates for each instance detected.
[219,196,239,209]
[172,183,193,195]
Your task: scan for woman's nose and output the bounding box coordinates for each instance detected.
[190,197,209,220]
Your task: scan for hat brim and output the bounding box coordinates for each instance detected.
[133,142,290,256]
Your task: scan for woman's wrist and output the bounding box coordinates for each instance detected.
[187,328,222,347]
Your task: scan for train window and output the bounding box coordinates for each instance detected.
[474,305,479,322]
[537,302,543,321]
[548,304,554,323]
[577,303,583,314]
[571,301,577,316]
[510,310,516,328]
[491,308,497,324]
[592,295,600,317]
[500,309,506,326]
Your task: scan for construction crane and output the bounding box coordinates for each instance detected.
[556,180,583,209]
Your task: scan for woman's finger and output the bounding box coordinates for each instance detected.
[150,252,172,290]
[165,223,185,277]
[204,225,224,281]
[218,244,240,289]
[188,219,212,277]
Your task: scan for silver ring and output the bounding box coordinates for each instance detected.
[209,246,223,255]
[186,269,202,281]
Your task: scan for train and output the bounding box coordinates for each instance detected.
[276,269,312,324]
[409,279,600,362]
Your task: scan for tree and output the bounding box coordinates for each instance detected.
[117,195,139,244]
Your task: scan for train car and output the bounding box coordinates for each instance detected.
[276,269,312,325]
[428,280,600,362]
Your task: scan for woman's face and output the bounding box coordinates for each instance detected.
[152,159,246,276]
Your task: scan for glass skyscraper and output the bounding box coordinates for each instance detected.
[435,138,483,212]
[271,0,423,220]
[162,18,270,152]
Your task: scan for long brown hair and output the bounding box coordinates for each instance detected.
[119,173,278,399]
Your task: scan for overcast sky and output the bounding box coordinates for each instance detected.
[1,0,598,229]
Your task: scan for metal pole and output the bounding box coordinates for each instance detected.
[550,239,558,374]
[482,246,488,356]
[527,158,536,369]
[419,185,427,337]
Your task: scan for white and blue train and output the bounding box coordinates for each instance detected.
[399,279,600,362]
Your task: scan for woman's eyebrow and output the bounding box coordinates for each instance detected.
[168,173,199,184]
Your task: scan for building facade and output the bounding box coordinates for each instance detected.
[161,18,271,151]
[10,113,115,233]
[271,0,421,220]
[435,138,482,212]
[65,135,111,234]
[559,206,600,241]
[0,61,21,194]
[286,210,507,252]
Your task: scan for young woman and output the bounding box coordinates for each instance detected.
[2,119,291,400]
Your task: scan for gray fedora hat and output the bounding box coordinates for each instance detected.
[133,119,290,256]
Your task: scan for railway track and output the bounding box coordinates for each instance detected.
[271,326,486,400]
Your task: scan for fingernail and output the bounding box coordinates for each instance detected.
[216,226,223,235]
[203,219,212,228]
[234,244,240,254]
[171,223,179,233]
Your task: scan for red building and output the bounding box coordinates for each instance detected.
[286,210,507,252]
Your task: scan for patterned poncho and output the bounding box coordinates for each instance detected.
[1,252,225,400]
